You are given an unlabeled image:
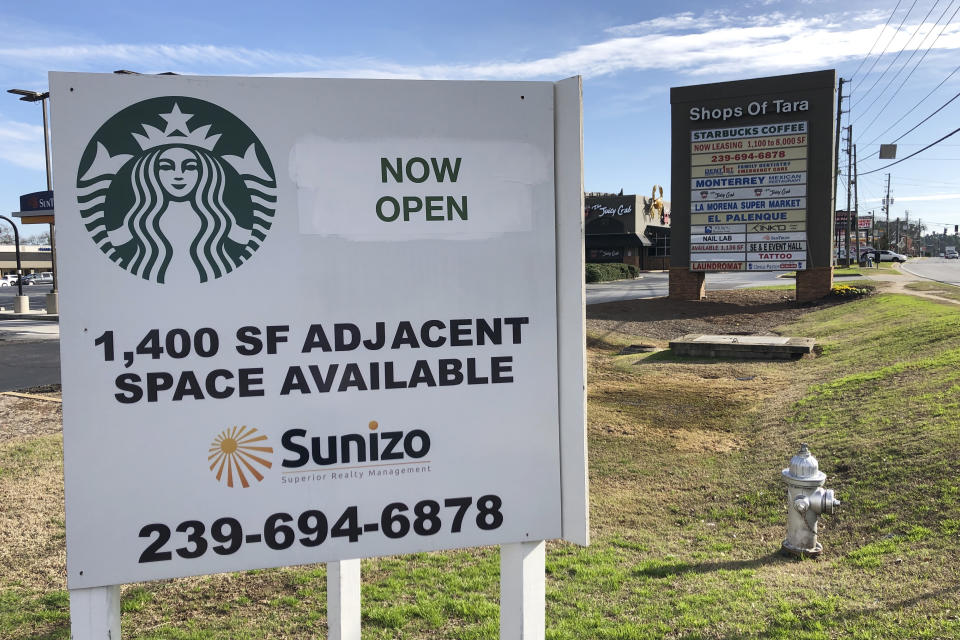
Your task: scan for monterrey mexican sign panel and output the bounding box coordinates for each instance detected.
[52,73,586,588]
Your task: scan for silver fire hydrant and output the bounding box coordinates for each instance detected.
[781,443,841,556]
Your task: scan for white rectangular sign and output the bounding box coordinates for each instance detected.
[747,231,807,242]
[691,261,745,271]
[747,222,807,233]
[690,184,806,202]
[52,73,586,589]
[747,241,807,252]
[747,251,807,261]
[691,173,806,189]
[690,224,745,235]
[691,210,807,225]
[690,146,807,167]
[690,159,807,178]
[690,121,808,142]
[747,261,806,270]
[690,233,746,243]
[690,134,807,154]
[687,252,745,261]
[690,243,746,252]
[692,198,806,212]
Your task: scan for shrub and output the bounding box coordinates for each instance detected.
[585,263,638,283]
[585,264,603,283]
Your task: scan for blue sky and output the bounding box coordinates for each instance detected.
[1,0,958,237]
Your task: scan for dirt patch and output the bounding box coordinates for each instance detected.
[587,289,841,341]
[0,386,62,441]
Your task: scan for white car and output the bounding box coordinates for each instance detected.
[864,250,907,263]
[0,274,20,286]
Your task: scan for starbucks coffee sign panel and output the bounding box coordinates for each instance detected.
[52,73,582,588]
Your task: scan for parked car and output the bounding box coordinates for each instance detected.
[861,250,907,263]
[0,274,20,286]
[22,272,53,285]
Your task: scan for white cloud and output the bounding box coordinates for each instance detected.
[1,10,957,84]
[891,193,960,202]
[863,193,960,203]
[604,13,703,36]
[0,119,45,170]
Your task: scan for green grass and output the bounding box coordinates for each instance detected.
[904,280,960,302]
[3,292,960,638]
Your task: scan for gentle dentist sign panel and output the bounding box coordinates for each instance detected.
[52,73,585,588]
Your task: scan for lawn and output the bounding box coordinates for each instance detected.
[2,291,959,639]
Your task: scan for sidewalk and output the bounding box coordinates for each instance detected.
[0,312,60,342]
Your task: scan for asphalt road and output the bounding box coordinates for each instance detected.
[0,317,60,392]
[0,340,60,391]
[901,257,960,286]
[586,270,790,305]
[0,282,54,311]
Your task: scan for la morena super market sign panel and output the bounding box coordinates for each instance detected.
[52,73,587,589]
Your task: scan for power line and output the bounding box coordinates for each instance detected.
[892,91,960,142]
[852,0,921,109]
[859,2,960,138]
[865,63,960,144]
[854,0,946,118]
[860,126,960,174]
[851,0,905,80]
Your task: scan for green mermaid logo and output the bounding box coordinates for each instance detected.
[76,97,276,283]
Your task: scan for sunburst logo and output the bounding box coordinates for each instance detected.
[209,426,273,488]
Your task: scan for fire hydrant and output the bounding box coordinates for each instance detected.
[781,444,841,557]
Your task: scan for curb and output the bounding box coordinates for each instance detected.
[0,311,59,321]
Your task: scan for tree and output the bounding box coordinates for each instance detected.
[0,230,14,245]
[22,230,50,245]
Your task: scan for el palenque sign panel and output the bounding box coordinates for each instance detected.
[671,71,836,272]
[51,73,586,589]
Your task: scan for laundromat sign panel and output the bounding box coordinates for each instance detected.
[670,70,837,271]
[51,73,585,589]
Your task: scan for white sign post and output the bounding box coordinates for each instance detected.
[52,72,586,639]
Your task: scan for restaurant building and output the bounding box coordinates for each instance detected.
[585,192,671,269]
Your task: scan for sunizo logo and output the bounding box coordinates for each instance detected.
[281,421,431,468]
[209,426,274,488]
[76,97,276,284]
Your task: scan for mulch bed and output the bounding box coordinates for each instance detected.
[587,289,842,341]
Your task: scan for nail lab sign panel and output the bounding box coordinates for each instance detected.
[52,73,584,588]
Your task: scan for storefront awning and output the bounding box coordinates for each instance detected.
[585,232,651,248]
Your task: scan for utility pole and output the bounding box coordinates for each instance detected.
[884,173,891,249]
[833,77,846,265]
[905,210,910,254]
[844,125,852,266]
[853,143,860,261]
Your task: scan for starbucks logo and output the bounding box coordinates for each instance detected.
[76,97,276,284]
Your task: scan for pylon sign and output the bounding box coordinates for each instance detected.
[670,70,836,272]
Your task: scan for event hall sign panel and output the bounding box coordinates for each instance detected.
[670,71,837,273]
[50,72,585,589]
